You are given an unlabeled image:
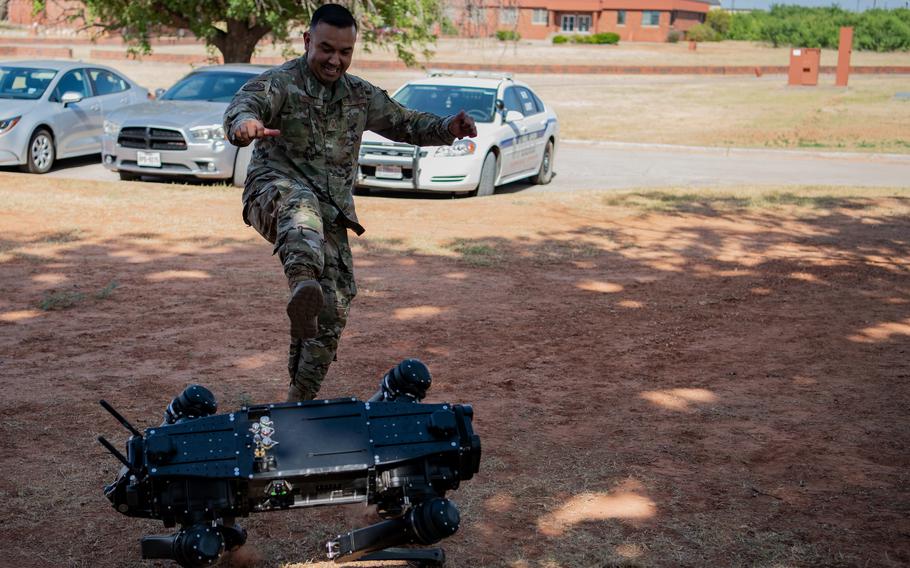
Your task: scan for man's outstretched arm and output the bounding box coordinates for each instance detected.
[223,74,285,147]
[364,87,476,147]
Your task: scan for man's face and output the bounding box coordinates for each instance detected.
[304,22,357,85]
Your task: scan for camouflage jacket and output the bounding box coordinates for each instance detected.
[223,57,456,235]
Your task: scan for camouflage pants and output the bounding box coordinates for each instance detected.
[242,174,357,399]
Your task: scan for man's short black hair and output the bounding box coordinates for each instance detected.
[311,3,358,32]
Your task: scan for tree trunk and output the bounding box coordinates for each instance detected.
[212,19,271,63]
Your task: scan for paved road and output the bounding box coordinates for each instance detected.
[509,140,910,194]
[3,141,909,192]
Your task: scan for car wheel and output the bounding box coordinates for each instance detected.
[119,171,140,181]
[21,128,55,174]
[474,152,497,197]
[232,145,253,188]
[532,140,554,185]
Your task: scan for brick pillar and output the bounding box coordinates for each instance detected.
[836,27,853,87]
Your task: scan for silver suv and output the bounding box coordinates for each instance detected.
[101,64,269,185]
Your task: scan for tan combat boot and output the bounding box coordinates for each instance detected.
[287,279,323,340]
[287,382,315,403]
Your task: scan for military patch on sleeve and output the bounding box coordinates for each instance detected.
[242,81,266,92]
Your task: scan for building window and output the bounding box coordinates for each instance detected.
[499,8,517,25]
[532,8,548,25]
[560,14,575,32]
[617,10,626,25]
[577,15,591,32]
[642,10,661,26]
[468,6,486,24]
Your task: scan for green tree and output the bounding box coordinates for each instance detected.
[705,9,732,37]
[37,0,442,65]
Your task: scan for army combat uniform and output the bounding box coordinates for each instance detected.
[223,57,455,400]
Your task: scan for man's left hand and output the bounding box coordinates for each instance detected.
[448,110,477,139]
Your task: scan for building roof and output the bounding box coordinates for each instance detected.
[599,0,712,11]
[506,0,711,12]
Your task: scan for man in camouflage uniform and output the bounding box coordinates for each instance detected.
[223,4,477,402]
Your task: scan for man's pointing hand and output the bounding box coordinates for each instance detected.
[448,110,477,139]
[232,118,281,146]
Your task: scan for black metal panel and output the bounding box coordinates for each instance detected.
[255,400,372,477]
[145,413,251,479]
[367,402,461,466]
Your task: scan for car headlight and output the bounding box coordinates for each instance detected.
[0,116,21,135]
[103,119,120,136]
[189,125,226,142]
[434,139,476,157]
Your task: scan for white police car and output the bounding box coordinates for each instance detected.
[358,71,558,196]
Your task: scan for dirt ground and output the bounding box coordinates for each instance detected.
[0,177,908,568]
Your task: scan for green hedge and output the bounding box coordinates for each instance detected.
[552,32,619,45]
[726,6,910,52]
[596,32,620,44]
[495,30,521,41]
[686,23,722,42]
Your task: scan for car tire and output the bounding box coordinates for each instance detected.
[232,145,253,188]
[532,140,554,185]
[21,128,55,174]
[474,152,497,197]
[119,171,140,181]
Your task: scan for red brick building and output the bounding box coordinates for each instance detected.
[446,0,712,41]
[6,0,83,26]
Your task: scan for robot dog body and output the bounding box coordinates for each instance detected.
[100,360,481,567]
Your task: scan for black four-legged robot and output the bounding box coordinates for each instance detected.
[99,359,481,567]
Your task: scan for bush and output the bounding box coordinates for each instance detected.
[706,10,732,36]
[854,9,910,51]
[495,29,521,41]
[591,32,620,44]
[686,23,721,42]
[667,29,681,43]
[552,34,568,44]
[564,33,619,45]
[726,6,910,52]
[440,18,458,36]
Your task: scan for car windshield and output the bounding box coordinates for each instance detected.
[393,85,498,123]
[161,71,257,103]
[0,66,57,100]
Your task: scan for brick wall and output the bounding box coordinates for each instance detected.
[7,0,83,26]
[673,10,705,33]
[453,1,710,42]
[479,7,707,42]
[599,10,668,42]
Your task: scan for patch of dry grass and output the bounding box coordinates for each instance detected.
[528,74,910,153]
[600,186,910,216]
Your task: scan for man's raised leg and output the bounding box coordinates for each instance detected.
[287,223,356,402]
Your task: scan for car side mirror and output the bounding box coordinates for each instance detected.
[504,110,524,123]
[154,88,166,99]
[61,91,83,106]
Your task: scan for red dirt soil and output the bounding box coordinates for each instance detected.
[0,177,908,567]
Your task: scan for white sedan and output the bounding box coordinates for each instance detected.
[357,72,558,196]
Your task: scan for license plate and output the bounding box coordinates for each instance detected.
[376,165,402,179]
[137,151,161,168]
